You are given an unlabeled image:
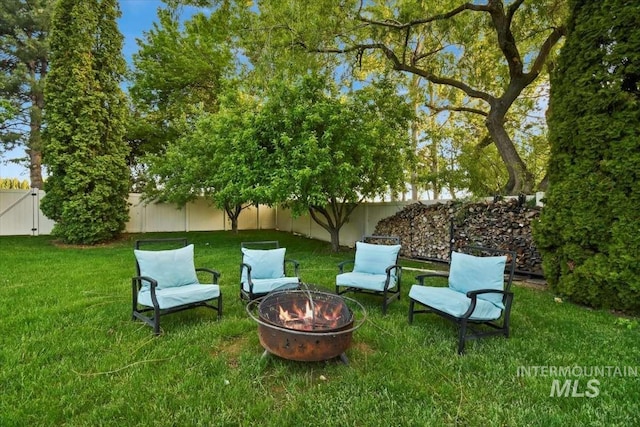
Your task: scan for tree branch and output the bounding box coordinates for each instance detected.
[476,133,494,150]
[487,0,524,77]
[426,102,489,117]
[395,62,495,103]
[307,42,494,104]
[355,2,491,30]
[402,27,410,64]
[524,25,566,81]
[412,44,447,66]
[506,0,526,26]
[309,204,333,232]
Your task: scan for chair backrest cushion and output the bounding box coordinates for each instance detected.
[241,247,286,280]
[353,241,401,275]
[448,251,506,307]
[134,244,199,290]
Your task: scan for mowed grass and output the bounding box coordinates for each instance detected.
[1,230,639,426]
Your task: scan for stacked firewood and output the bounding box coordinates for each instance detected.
[374,199,544,276]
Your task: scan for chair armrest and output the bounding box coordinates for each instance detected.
[241,263,252,280]
[461,289,514,319]
[240,262,254,293]
[132,276,160,308]
[385,264,402,279]
[196,267,220,284]
[414,272,449,286]
[284,258,300,277]
[466,289,513,299]
[132,275,158,290]
[383,264,402,290]
[338,260,354,274]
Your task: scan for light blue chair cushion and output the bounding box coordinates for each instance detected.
[336,272,397,292]
[138,284,220,310]
[134,244,199,290]
[241,277,300,295]
[448,251,506,308]
[409,285,503,321]
[241,248,286,281]
[353,241,401,275]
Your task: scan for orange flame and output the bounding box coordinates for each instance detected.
[277,299,343,331]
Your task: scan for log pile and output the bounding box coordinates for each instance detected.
[374,199,544,275]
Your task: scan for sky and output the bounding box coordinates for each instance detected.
[0,0,189,180]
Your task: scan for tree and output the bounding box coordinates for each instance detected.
[257,75,414,251]
[128,5,234,184]
[246,0,567,195]
[0,99,17,131]
[41,0,130,244]
[534,0,640,312]
[0,177,29,189]
[143,92,268,232]
[0,0,54,189]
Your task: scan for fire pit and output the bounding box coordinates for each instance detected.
[246,290,366,364]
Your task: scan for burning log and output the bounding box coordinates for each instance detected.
[277,299,344,331]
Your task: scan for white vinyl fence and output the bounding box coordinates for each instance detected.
[0,190,277,237]
[0,189,435,247]
[125,193,277,233]
[0,189,545,246]
[275,201,439,247]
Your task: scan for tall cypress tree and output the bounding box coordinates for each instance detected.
[41,0,130,244]
[534,0,640,311]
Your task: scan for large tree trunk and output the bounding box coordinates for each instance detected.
[28,104,44,189]
[28,59,46,189]
[309,205,343,252]
[225,204,242,233]
[328,227,340,252]
[309,201,360,252]
[485,107,534,195]
[28,149,43,190]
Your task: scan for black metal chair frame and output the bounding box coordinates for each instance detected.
[239,240,301,302]
[408,245,516,354]
[132,238,222,335]
[336,235,402,315]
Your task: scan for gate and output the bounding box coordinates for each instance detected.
[0,189,54,236]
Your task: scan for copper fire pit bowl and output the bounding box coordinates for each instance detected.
[246,290,366,363]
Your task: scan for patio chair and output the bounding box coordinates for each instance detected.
[408,246,516,354]
[336,235,402,314]
[132,238,222,335]
[240,241,301,301]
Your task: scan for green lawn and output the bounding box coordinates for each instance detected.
[1,230,638,426]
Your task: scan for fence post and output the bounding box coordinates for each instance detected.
[31,188,39,236]
[185,203,190,232]
[364,204,369,237]
[449,218,455,260]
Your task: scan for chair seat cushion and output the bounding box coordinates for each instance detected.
[138,283,220,310]
[242,277,300,295]
[408,285,502,321]
[336,272,397,292]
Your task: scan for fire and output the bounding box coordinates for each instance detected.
[277,298,343,331]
